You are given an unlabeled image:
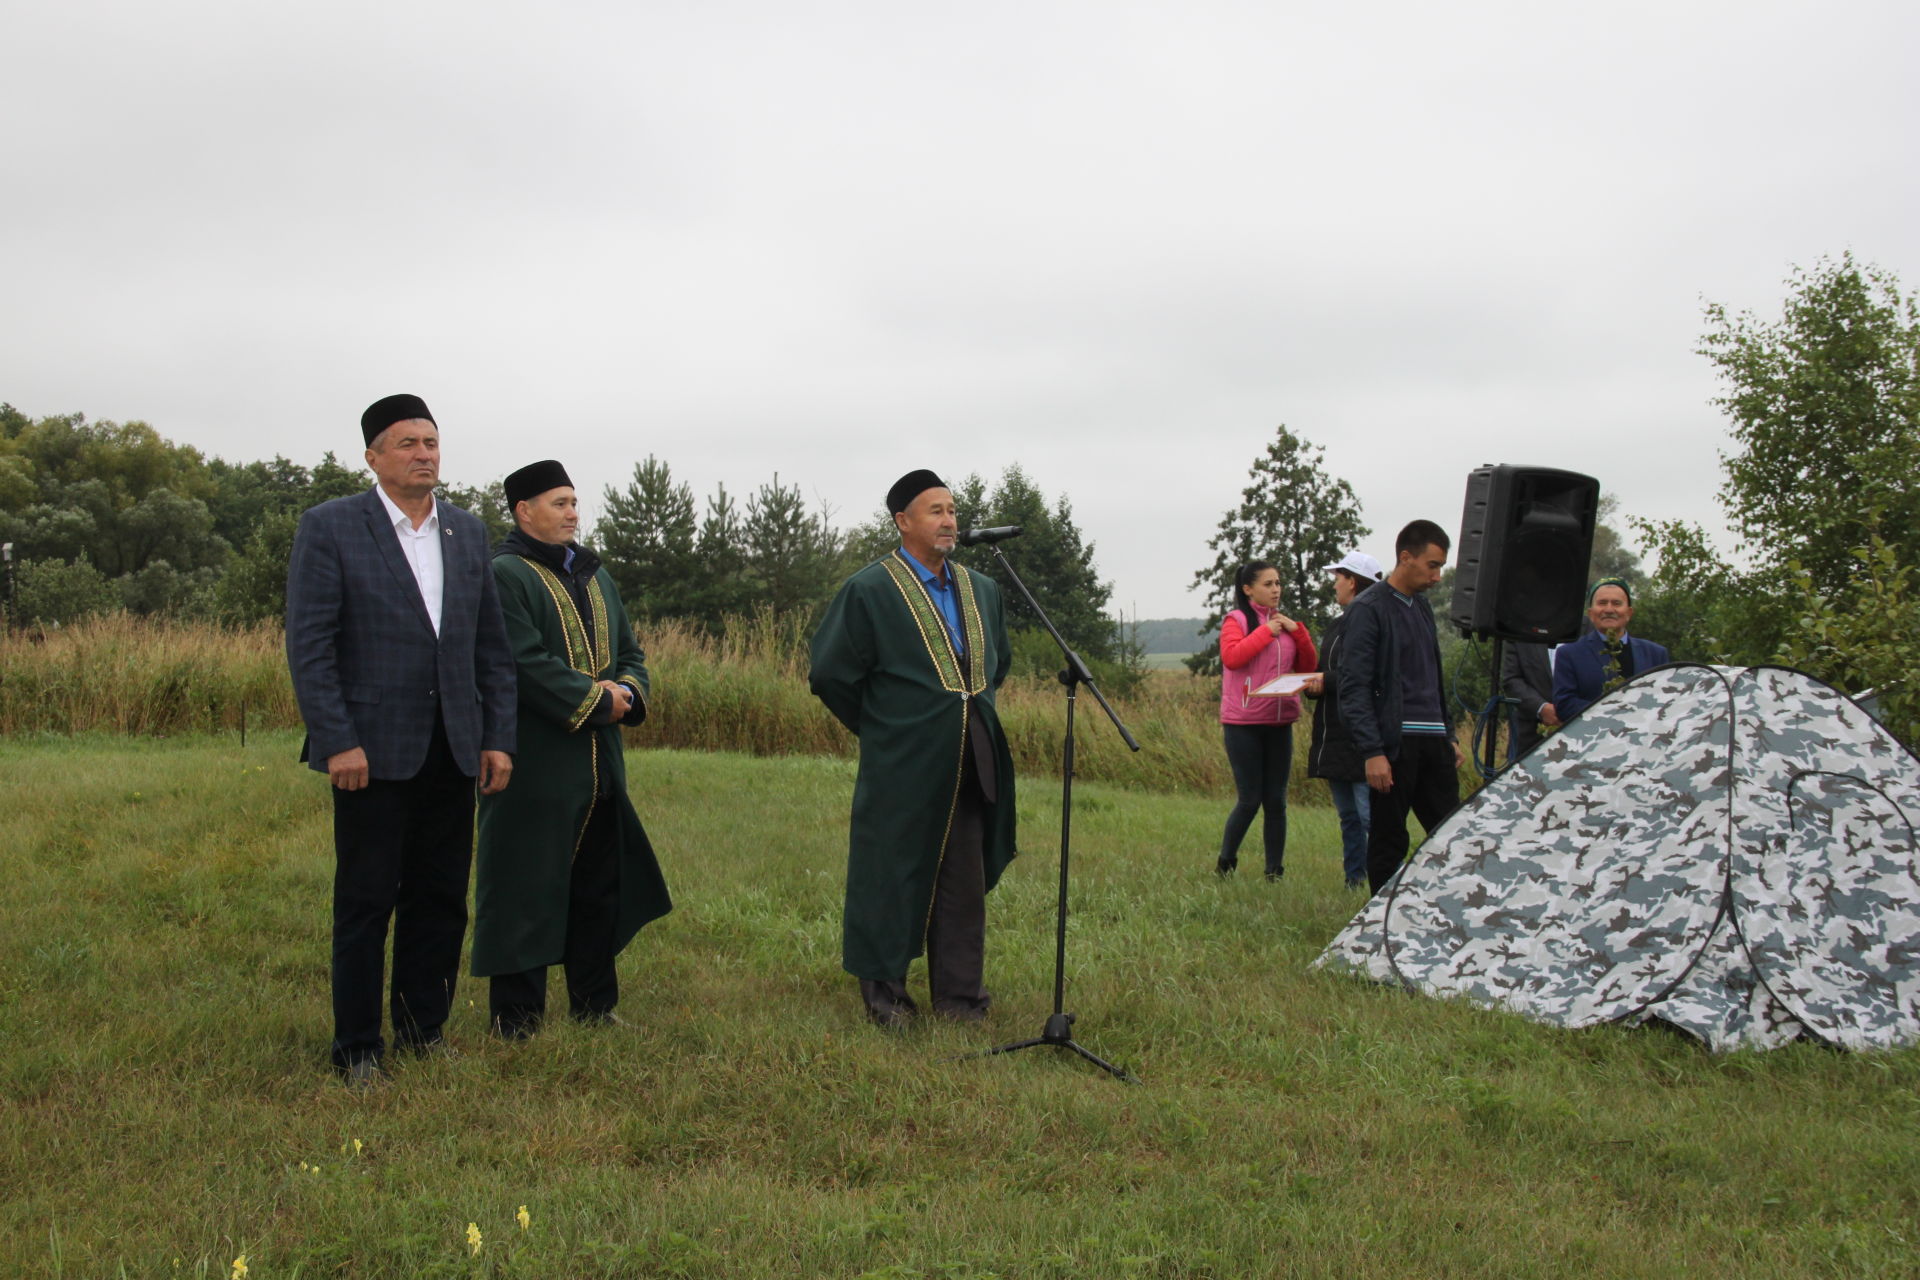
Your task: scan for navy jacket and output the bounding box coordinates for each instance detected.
[1306,614,1365,781]
[286,487,517,779]
[1335,580,1455,762]
[1551,630,1670,722]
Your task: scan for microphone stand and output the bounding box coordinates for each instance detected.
[968,538,1140,1083]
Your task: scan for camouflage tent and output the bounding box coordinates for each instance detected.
[1315,664,1920,1052]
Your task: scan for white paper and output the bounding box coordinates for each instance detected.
[1252,673,1312,696]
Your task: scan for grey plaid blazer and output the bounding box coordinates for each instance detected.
[285,487,517,779]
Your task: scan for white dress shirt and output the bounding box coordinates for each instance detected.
[374,485,445,635]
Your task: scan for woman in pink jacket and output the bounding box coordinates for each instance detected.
[1216,561,1318,878]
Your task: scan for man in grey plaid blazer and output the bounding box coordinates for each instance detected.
[286,393,517,1084]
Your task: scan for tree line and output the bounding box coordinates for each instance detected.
[0,414,1134,682]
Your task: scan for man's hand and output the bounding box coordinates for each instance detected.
[478,750,513,795]
[1452,741,1467,769]
[598,679,634,720]
[1539,702,1560,727]
[1301,673,1324,696]
[327,746,370,792]
[1365,754,1392,793]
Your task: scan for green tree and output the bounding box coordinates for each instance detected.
[742,475,841,619]
[1189,424,1368,673]
[1587,494,1643,589]
[0,413,227,578]
[213,509,302,624]
[693,482,753,620]
[1701,252,1920,597]
[1780,520,1920,746]
[9,556,117,627]
[1635,254,1920,675]
[952,464,1119,665]
[437,478,513,546]
[593,457,704,622]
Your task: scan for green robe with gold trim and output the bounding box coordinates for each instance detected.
[808,550,1018,981]
[471,545,672,978]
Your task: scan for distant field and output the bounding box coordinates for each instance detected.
[1144,651,1198,670]
[4,734,1915,1277]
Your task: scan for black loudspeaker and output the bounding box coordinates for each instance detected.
[1451,464,1600,643]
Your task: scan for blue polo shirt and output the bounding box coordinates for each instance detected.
[899,546,962,652]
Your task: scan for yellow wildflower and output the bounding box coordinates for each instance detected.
[516,1205,531,1231]
[467,1222,483,1256]
[353,1137,364,1155]
[231,1256,248,1280]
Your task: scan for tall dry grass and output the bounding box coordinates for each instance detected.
[0,612,1291,798]
[0,614,297,736]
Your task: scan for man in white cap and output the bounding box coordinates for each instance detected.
[1304,551,1384,889]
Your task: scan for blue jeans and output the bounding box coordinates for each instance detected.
[1327,778,1371,887]
[1220,722,1292,875]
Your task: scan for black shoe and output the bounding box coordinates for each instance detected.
[341,1057,390,1090]
[860,979,918,1030]
[1214,858,1236,877]
[398,1036,461,1061]
[572,1010,627,1029]
[1264,868,1284,881]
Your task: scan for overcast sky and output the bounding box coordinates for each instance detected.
[5,0,1915,617]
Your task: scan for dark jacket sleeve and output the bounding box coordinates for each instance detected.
[1552,640,1592,721]
[474,536,519,754]
[808,576,872,735]
[610,579,651,727]
[1502,644,1548,718]
[1424,598,1457,740]
[1338,597,1387,759]
[982,575,1012,693]
[284,506,357,764]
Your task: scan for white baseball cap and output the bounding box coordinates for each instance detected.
[1324,551,1384,581]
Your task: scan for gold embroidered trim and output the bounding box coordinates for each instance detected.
[520,557,605,732]
[881,551,986,695]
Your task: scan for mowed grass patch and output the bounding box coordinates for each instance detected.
[0,734,1914,1278]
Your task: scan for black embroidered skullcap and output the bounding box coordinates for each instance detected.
[504,460,574,509]
[886,469,947,515]
[361,393,435,445]
[1587,576,1633,606]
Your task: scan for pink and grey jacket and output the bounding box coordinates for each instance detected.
[1218,603,1318,726]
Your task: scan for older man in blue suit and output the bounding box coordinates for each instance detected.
[1551,577,1671,722]
[286,393,517,1085]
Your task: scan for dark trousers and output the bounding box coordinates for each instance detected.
[925,781,989,1013]
[329,718,472,1069]
[1220,722,1293,875]
[490,799,622,1035]
[1365,735,1460,895]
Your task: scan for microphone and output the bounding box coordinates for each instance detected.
[958,525,1023,547]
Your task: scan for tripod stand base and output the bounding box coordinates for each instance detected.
[972,1012,1137,1083]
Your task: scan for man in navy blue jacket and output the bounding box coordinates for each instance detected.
[286,393,517,1084]
[1336,519,1464,894]
[1552,578,1670,721]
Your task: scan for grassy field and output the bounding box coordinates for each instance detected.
[3,734,1916,1279]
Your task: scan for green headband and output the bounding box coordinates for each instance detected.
[1587,576,1633,606]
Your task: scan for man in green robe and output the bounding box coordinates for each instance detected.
[809,469,1019,1027]
[472,460,672,1038]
